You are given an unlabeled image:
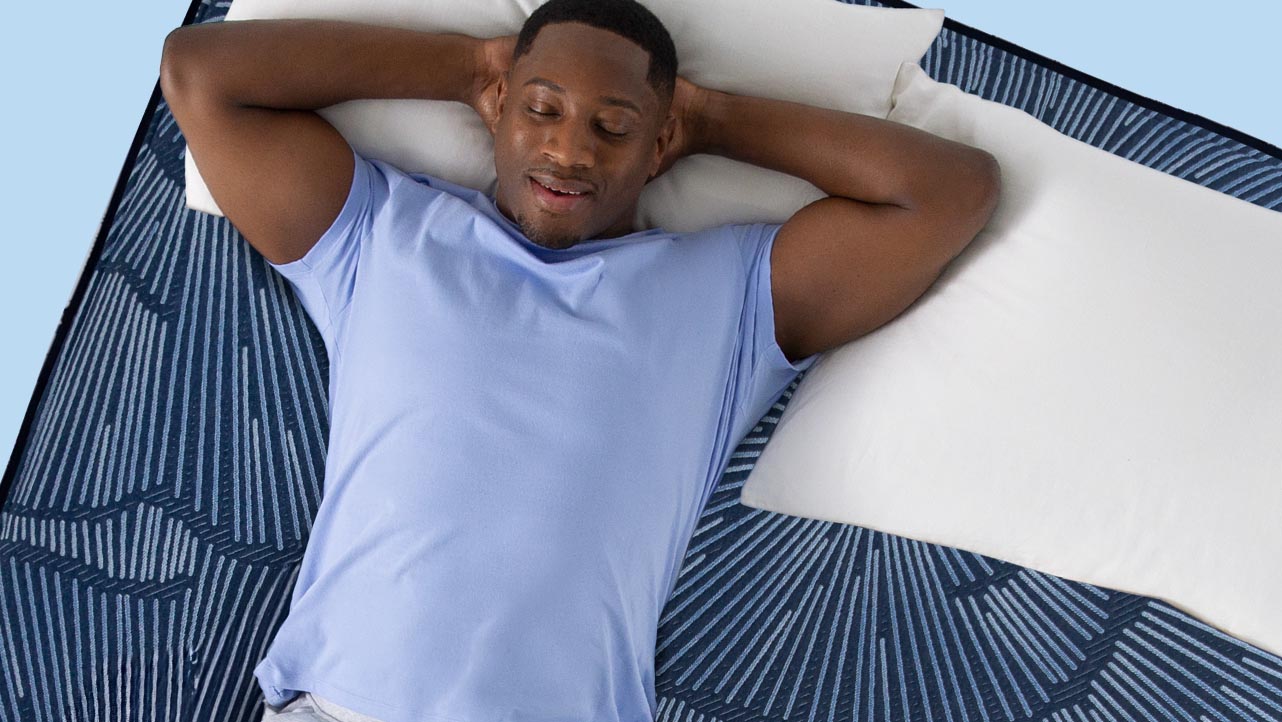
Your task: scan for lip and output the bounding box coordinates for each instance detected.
[529,176,594,214]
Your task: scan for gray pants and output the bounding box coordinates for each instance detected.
[260,691,389,722]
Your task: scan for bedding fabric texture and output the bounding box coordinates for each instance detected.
[741,60,1282,658]
[183,0,945,233]
[3,0,1282,721]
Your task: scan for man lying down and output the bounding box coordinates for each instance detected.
[159,1,999,720]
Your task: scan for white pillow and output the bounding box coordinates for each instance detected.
[184,0,945,232]
[741,61,1282,657]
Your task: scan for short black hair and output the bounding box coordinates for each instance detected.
[513,0,678,110]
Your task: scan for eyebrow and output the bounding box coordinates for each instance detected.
[523,77,643,116]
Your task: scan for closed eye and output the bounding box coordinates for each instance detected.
[528,105,628,138]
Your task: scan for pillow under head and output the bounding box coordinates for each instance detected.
[183,0,945,233]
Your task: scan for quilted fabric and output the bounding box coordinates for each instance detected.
[1,0,1280,720]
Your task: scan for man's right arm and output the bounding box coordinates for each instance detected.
[159,19,488,265]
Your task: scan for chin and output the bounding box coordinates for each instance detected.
[516,212,584,250]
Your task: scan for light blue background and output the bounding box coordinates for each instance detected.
[1,1,1279,467]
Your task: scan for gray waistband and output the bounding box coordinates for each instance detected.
[308,691,390,722]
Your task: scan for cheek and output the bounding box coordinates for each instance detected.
[497,130,523,165]
[621,152,653,185]
[499,127,537,168]
[493,136,524,182]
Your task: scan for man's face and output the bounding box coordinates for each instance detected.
[491,22,673,250]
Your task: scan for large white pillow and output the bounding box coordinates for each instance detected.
[741,61,1282,657]
[184,0,945,232]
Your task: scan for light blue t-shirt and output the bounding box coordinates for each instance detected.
[254,145,819,722]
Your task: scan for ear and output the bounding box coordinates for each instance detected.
[647,111,677,181]
[484,71,508,138]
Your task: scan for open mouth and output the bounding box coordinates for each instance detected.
[529,176,593,213]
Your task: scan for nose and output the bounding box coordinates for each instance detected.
[540,118,596,170]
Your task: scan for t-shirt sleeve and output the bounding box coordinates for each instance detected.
[730,221,822,428]
[265,144,393,365]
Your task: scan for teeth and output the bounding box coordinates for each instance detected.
[536,179,586,195]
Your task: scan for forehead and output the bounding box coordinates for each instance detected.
[515,22,657,112]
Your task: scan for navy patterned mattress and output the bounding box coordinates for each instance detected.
[2,0,1280,720]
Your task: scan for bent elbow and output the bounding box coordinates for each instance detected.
[160,26,217,100]
[159,28,193,98]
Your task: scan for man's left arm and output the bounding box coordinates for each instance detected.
[684,85,1001,363]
